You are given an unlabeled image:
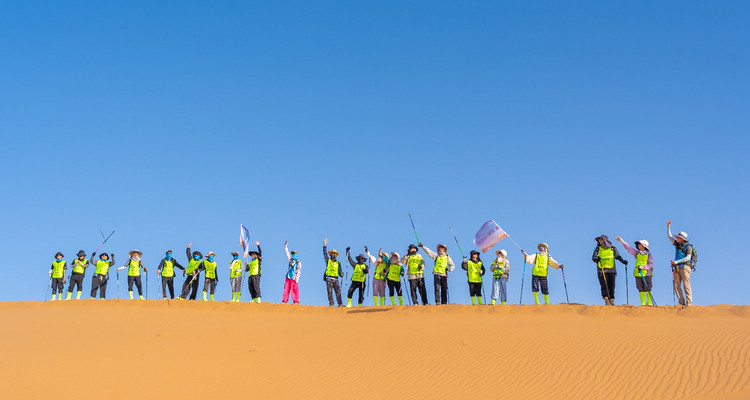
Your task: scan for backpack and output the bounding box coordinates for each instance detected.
[688,244,698,270]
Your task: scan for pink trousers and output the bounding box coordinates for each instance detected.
[282,278,299,304]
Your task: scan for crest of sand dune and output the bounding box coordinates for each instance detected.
[1,302,749,400]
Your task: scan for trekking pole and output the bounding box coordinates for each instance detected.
[519,261,527,304]
[45,277,52,301]
[625,263,629,305]
[116,271,120,302]
[639,269,657,307]
[408,211,421,244]
[671,265,676,307]
[145,269,149,300]
[600,265,611,305]
[448,226,466,259]
[93,230,115,254]
[560,266,570,304]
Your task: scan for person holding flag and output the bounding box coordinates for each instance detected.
[367,248,389,306]
[419,243,455,305]
[177,242,203,300]
[89,251,115,299]
[48,252,67,301]
[157,250,185,300]
[521,244,563,305]
[245,242,262,303]
[66,250,89,300]
[461,250,486,305]
[229,251,243,302]
[117,250,147,300]
[490,249,510,305]
[401,244,428,305]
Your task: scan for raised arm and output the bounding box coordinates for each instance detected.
[285,240,291,262]
[346,248,356,268]
[322,238,329,262]
[667,220,676,245]
[616,237,637,257]
[419,244,437,260]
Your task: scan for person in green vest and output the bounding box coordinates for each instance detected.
[401,244,428,305]
[419,243,455,305]
[156,250,185,300]
[592,235,628,305]
[117,250,147,300]
[522,243,563,305]
[386,252,405,305]
[367,248,389,306]
[200,251,218,301]
[490,249,510,305]
[615,237,654,306]
[322,238,344,307]
[229,251,243,302]
[345,247,370,308]
[89,251,115,299]
[66,250,89,300]
[178,242,203,300]
[245,241,262,303]
[461,250,486,305]
[48,252,67,301]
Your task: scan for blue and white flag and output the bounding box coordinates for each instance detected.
[240,224,251,257]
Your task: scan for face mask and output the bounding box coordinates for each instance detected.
[291,254,299,261]
[165,253,172,260]
[233,255,239,260]
[207,256,214,262]
[409,250,416,255]
[132,255,141,262]
[55,258,62,262]
[193,255,201,261]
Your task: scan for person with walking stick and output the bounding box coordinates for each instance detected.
[49,252,67,301]
[615,237,654,306]
[592,235,628,306]
[490,249,510,305]
[521,243,563,305]
[419,243,455,305]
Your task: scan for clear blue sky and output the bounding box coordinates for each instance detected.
[1,1,748,305]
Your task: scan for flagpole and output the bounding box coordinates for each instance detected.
[507,236,524,252]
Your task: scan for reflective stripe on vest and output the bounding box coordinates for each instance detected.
[94,260,110,275]
[128,260,140,276]
[230,260,242,278]
[532,254,549,277]
[407,255,423,276]
[161,260,175,277]
[493,260,506,278]
[387,264,402,281]
[434,255,448,274]
[634,253,650,277]
[73,258,88,274]
[598,247,615,269]
[186,259,201,275]
[204,261,217,279]
[247,258,260,276]
[467,260,483,283]
[352,264,366,282]
[326,259,340,277]
[374,262,387,280]
[52,260,66,278]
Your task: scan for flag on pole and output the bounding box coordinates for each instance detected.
[240,224,251,257]
[473,220,508,253]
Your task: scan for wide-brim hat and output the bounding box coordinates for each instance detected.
[436,243,447,251]
[231,251,239,256]
[675,231,689,242]
[206,252,216,257]
[100,253,109,259]
[408,244,418,250]
[470,250,480,256]
[128,250,143,258]
[635,240,650,251]
[495,249,507,258]
[55,252,64,258]
[192,251,203,258]
[595,235,609,242]
[165,249,173,254]
[356,253,367,261]
[77,250,86,257]
[328,249,339,256]
[248,251,259,257]
[537,243,549,252]
[390,251,401,260]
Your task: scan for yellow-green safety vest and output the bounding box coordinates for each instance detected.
[94,260,110,275]
[352,263,366,282]
[407,255,423,277]
[467,260,483,283]
[52,260,66,278]
[532,254,549,277]
[326,259,340,278]
[387,263,402,282]
[186,259,202,275]
[493,260,506,279]
[598,247,615,270]
[204,261,217,279]
[72,258,88,274]
[634,253,650,277]
[161,260,175,277]
[128,260,141,276]
[247,258,260,276]
[230,260,242,278]
[374,262,387,280]
[434,255,448,274]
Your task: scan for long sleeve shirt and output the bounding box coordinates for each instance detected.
[420,245,456,276]
[285,246,302,282]
[461,259,486,276]
[90,253,116,273]
[523,253,562,269]
[490,258,511,277]
[157,258,185,274]
[322,245,344,278]
[668,226,693,266]
[620,241,653,276]
[346,252,370,275]
[592,245,627,274]
[400,253,426,280]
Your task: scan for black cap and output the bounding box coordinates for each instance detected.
[408,244,418,250]
[55,252,64,258]
[77,250,86,257]
[192,251,203,258]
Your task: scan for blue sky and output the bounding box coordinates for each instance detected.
[1,1,748,305]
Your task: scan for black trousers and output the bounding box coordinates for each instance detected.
[598,272,616,299]
[128,276,143,295]
[203,278,217,294]
[387,280,402,296]
[468,282,483,297]
[68,273,84,293]
[409,278,428,305]
[180,274,200,300]
[433,275,449,304]
[90,274,108,298]
[248,275,261,299]
[347,281,365,305]
[325,277,343,306]
[161,276,175,298]
[52,278,65,294]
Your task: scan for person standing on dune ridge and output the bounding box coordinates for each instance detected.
[367,248,389,306]
[66,250,89,300]
[615,237,653,306]
[117,250,147,300]
[283,241,301,304]
[89,251,115,299]
[345,247,369,308]
[386,252,405,305]
[322,239,344,307]
[178,243,203,300]
[49,252,67,301]
[522,243,563,305]
[461,250,485,305]
[419,243,455,305]
[592,235,628,305]
[490,249,510,305]
[402,244,428,305]
[245,242,262,303]
[157,250,185,300]
[668,220,694,307]
[200,252,218,301]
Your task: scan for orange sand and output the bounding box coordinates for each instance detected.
[1,301,749,400]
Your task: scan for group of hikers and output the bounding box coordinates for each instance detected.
[47,221,697,307]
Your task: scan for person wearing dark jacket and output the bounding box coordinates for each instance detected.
[245,241,263,303]
[66,250,89,300]
[157,250,185,299]
[461,250,486,305]
[177,242,203,300]
[49,252,67,301]
[323,239,344,306]
[592,235,628,305]
[345,247,370,307]
[89,252,115,299]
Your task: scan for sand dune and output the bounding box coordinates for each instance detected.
[1,301,748,400]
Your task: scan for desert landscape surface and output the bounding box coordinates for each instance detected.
[2,301,748,400]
